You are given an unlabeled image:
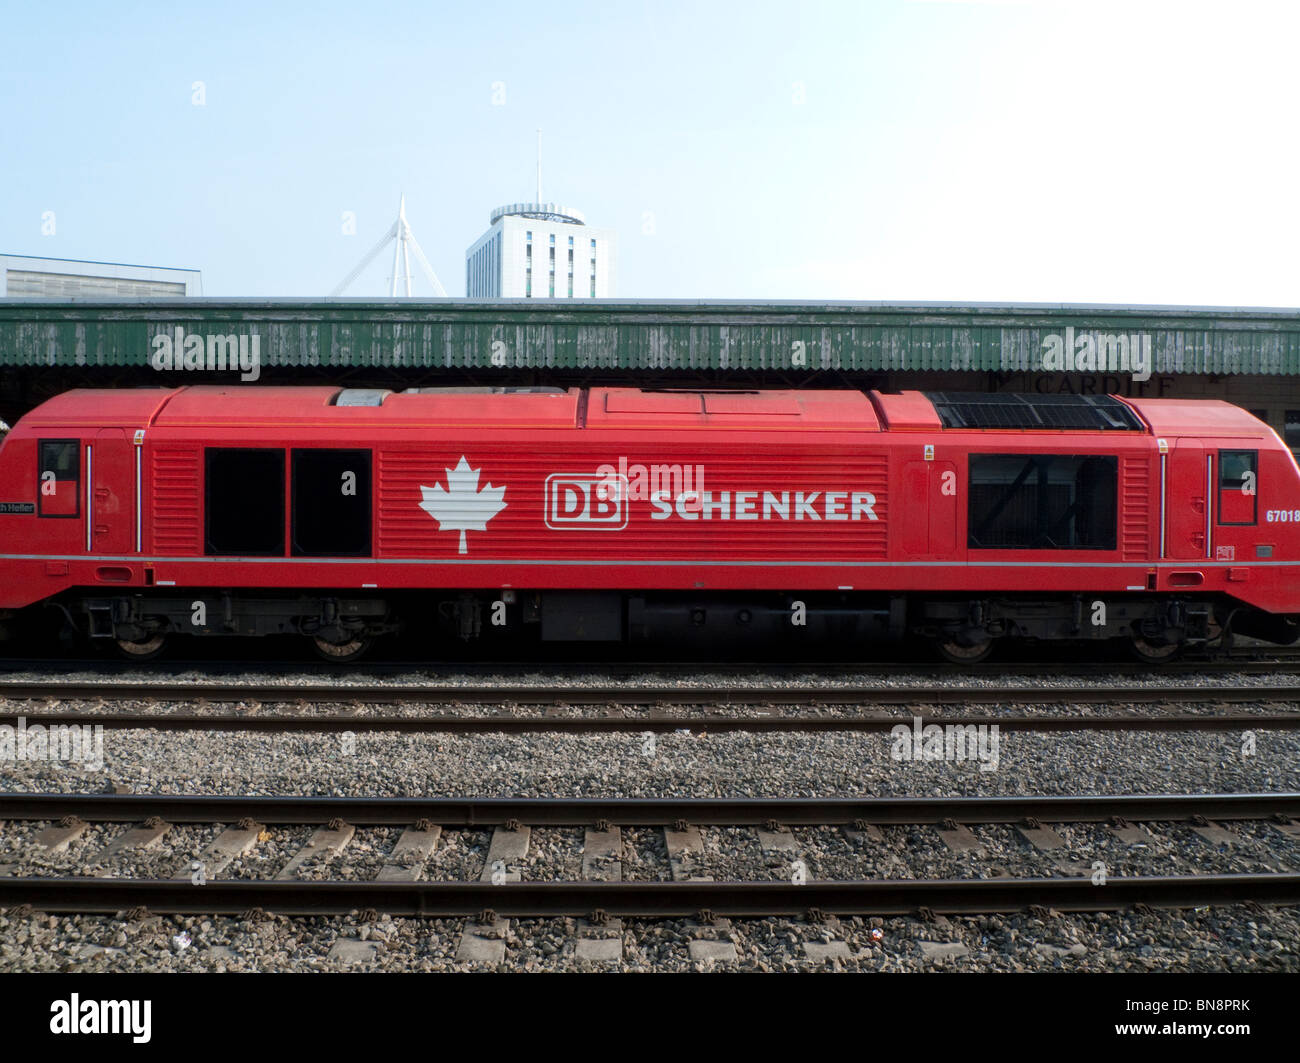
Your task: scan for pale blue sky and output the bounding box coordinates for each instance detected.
[2,0,1297,304]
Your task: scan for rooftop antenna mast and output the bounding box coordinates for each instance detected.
[331,194,447,297]
[536,129,542,202]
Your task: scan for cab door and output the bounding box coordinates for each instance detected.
[1166,441,1209,560]
[91,429,134,554]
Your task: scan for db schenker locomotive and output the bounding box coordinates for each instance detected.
[0,384,1297,662]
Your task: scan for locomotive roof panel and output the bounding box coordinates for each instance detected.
[586,389,880,430]
[17,387,180,427]
[379,388,580,426]
[1122,397,1272,437]
[869,391,944,431]
[12,386,1279,442]
[26,386,882,432]
[151,386,583,428]
[157,386,342,423]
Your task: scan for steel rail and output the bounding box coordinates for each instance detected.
[2,792,1297,827]
[2,873,1297,918]
[4,654,1300,678]
[3,681,1300,707]
[3,710,1299,733]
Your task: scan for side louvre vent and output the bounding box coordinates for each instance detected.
[1121,456,1151,560]
[378,451,450,556]
[151,447,202,554]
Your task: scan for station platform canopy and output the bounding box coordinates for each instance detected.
[3,299,1300,376]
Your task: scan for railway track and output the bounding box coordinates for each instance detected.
[2,709,1299,734]
[2,679,1299,734]
[3,875,1295,918]
[4,652,1300,680]
[3,793,1299,917]
[5,679,1300,707]
[5,791,1299,824]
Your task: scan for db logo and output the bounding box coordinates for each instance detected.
[545,474,629,529]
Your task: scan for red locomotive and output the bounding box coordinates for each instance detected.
[0,385,1295,661]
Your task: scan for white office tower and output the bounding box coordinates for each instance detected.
[466,202,616,299]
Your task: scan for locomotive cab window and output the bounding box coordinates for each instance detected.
[205,449,285,555]
[291,449,372,557]
[1218,449,1257,525]
[37,439,80,518]
[968,454,1117,550]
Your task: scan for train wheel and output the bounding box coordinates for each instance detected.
[935,637,993,665]
[312,636,371,663]
[114,634,166,661]
[1128,634,1180,664]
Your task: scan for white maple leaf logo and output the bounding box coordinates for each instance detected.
[418,456,507,555]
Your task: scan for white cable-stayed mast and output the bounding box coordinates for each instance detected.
[331,195,446,297]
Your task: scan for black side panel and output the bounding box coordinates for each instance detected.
[205,449,284,556]
[291,449,372,557]
[541,592,623,641]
